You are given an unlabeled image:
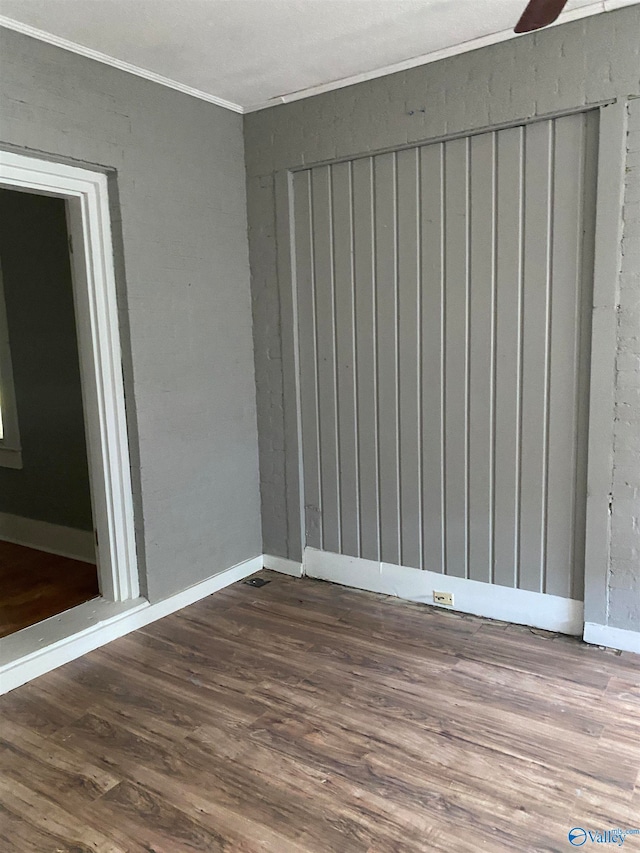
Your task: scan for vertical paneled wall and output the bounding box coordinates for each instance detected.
[292,111,598,599]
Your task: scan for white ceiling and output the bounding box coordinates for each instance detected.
[0,0,635,112]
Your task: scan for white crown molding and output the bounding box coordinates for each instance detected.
[0,15,244,114]
[1,4,638,113]
[0,0,638,115]
[244,1,637,113]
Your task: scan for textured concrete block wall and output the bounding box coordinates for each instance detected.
[246,173,288,558]
[244,6,640,631]
[609,96,640,630]
[0,28,262,601]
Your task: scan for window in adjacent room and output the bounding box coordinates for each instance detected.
[0,259,22,469]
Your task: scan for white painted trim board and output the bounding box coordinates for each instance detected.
[583,622,640,654]
[263,554,303,577]
[303,547,584,636]
[2,552,637,695]
[0,512,95,563]
[0,555,263,694]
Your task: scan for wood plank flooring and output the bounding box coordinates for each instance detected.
[0,540,99,638]
[0,570,638,852]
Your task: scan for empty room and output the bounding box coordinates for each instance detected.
[0,1,638,850]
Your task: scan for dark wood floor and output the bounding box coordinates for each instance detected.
[0,540,99,638]
[0,570,638,852]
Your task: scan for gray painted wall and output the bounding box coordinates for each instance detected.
[0,189,92,531]
[244,6,640,631]
[0,27,261,602]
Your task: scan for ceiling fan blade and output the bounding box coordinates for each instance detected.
[514,0,570,33]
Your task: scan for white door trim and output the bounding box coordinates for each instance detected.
[0,150,139,602]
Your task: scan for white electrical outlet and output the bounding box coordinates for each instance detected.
[433,591,454,606]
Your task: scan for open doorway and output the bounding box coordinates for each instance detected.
[0,188,99,637]
[0,150,140,691]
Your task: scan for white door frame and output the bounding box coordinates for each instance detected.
[0,150,139,602]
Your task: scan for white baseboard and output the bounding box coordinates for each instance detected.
[583,621,640,654]
[263,554,303,577]
[11,546,630,696]
[303,547,584,636]
[0,555,262,694]
[0,511,96,563]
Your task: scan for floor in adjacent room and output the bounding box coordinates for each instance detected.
[0,540,99,638]
[0,570,638,852]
